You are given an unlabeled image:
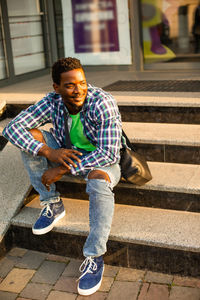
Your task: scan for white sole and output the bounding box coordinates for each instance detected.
[32,210,66,235]
[78,265,104,296]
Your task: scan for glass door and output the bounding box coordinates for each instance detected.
[140,0,200,69]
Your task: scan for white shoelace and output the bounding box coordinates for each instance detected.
[77,257,97,281]
[40,203,53,218]
[40,198,61,219]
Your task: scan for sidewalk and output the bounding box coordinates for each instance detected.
[0,247,200,300]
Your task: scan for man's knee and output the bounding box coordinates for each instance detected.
[29,128,45,143]
[88,170,111,182]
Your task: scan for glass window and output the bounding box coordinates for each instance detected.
[7,0,45,75]
[141,0,200,66]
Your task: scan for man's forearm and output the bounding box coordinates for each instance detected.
[56,165,70,176]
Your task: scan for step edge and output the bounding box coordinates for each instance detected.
[10,220,200,254]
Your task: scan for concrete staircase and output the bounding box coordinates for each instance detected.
[1,92,200,277]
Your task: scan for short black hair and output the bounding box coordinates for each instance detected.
[52,57,83,85]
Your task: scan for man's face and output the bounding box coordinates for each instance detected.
[53,68,88,114]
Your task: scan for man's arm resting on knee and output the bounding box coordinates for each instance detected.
[42,165,71,189]
[38,144,82,169]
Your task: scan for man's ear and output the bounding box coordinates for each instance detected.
[53,82,59,93]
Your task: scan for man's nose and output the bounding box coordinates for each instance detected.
[74,84,81,93]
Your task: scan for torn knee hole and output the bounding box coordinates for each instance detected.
[88,170,111,182]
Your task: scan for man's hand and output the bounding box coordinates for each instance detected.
[42,165,70,190]
[38,144,82,169]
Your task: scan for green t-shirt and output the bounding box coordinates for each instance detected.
[69,113,96,151]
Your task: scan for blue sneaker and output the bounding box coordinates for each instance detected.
[32,198,65,235]
[77,256,104,296]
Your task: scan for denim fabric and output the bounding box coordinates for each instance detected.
[21,130,121,257]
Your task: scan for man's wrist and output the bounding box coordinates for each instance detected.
[38,144,52,158]
[58,165,70,175]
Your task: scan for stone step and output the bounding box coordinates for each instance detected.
[124,122,200,164]
[10,196,200,276]
[113,93,200,124]
[53,161,200,213]
[0,100,6,119]
[2,91,200,107]
[1,119,200,163]
[2,138,200,212]
[113,92,200,108]
[124,122,200,146]
[2,92,200,124]
[2,118,200,147]
[0,143,31,246]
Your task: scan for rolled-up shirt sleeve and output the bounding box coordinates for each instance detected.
[2,98,51,156]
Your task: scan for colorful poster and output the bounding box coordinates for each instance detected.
[72,0,119,53]
[61,0,131,65]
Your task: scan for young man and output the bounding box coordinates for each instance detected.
[3,57,123,296]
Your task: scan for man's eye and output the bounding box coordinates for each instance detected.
[66,85,74,88]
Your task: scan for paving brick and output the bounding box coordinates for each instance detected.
[103,265,119,277]
[31,261,66,284]
[116,268,145,282]
[62,259,82,277]
[46,290,77,300]
[0,291,18,300]
[20,282,52,300]
[169,286,200,300]
[8,248,27,257]
[138,283,150,300]
[106,281,141,300]
[46,254,69,263]
[173,275,200,288]
[143,283,169,300]
[0,256,19,278]
[145,271,173,284]
[54,276,77,294]
[77,292,108,300]
[0,268,35,293]
[99,276,114,292]
[15,250,47,270]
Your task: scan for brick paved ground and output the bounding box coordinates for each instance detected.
[0,247,200,300]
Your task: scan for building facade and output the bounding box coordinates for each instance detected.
[0,0,200,87]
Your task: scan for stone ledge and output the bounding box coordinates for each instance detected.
[124,122,200,146]
[0,143,31,242]
[11,197,200,253]
[0,100,6,118]
[58,161,200,195]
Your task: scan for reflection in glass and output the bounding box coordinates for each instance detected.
[7,0,45,75]
[141,0,200,65]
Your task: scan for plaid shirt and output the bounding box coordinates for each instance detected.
[3,84,123,175]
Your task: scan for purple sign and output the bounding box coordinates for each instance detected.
[71,0,120,53]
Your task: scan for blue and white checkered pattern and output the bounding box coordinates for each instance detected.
[3,84,124,175]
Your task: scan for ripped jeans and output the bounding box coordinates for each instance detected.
[21,130,121,257]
